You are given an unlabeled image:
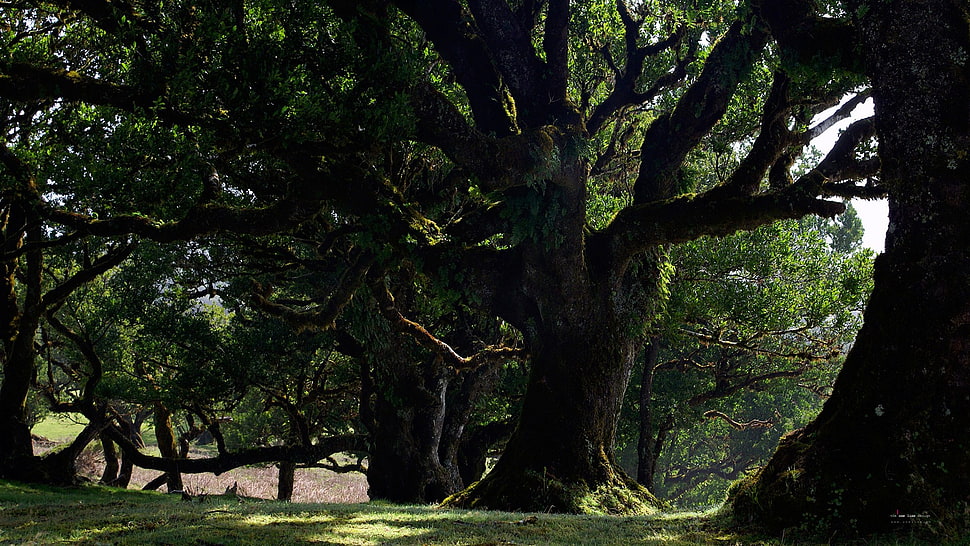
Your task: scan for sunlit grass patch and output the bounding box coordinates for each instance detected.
[0,479,765,544]
[30,413,89,442]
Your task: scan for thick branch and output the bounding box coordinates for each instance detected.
[703,410,775,430]
[804,91,872,143]
[806,117,877,182]
[634,20,769,202]
[754,0,861,73]
[722,71,800,194]
[45,196,325,243]
[251,250,375,332]
[104,424,367,475]
[41,244,135,309]
[409,84,556,192]
[543,0,570,107]
[372,281,526,371]
[600,116,877,265]
[393,0,516,135]
[0,63,157,110]
[599,181,846,265]
[467,0,545,125]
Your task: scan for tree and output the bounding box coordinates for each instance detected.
[624,213,873,507]
[246,225,523,503]
[1,138,132,481]
[728,0,970,538]
[0,0,394,483]
[395,1,877,512]
[1,1,881,510]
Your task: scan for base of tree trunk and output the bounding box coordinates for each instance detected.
[5,451,84,486]
[727,422,969,539]
[727,249,970,539]
[277,461,296,501]
[442,458,662,515]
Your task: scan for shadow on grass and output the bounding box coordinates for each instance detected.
[0,480,736,545]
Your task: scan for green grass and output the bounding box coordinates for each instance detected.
[31,414,90,442]
[0,480,754,545]
[32,414,157,447]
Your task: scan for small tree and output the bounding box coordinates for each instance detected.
[621,212,873,506]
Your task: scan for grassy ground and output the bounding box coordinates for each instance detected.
[0,479,746,545]
[18,419,942,544]
[31,414,92,442]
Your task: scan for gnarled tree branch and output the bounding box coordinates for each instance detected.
[104,423,368,476]
[371,280,527,371]
[251,250,375,333]
[703,409,775,430]
[634,19,769,203]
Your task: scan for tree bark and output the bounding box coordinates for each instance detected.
[363,278,507,504]
[277,461,296,501]
[636,340,660,491]
[0,198,43,479]
[730,0,970,537]
[365,343,462,503]
[441,161,665,514]
[153,403,184,492]
[445,321,658,513]
[99,434,120,485]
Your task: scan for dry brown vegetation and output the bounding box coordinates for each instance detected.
[34,437,370,504]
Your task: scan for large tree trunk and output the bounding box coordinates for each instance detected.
[0,335,35,477]
[636,340,661,491]
[445,322,658,513]
[729,1,970,537]
[443,168,665,514]
[364,282,506,504]
[100,434,121,485]
[277,461,296,501]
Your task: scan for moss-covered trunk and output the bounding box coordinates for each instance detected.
[153,403,183,492]
[445,172,663,514]
[446,327,659,514]
[729,1,970,537]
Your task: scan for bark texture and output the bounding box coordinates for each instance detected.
[153,404,184,492]
[636,341,664,491]
[443,178,664,514]
[445,323,658,513]
[364,323,503,504]
[277,461,296,501]
[730,1,970,537]
[366,349,462,503]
